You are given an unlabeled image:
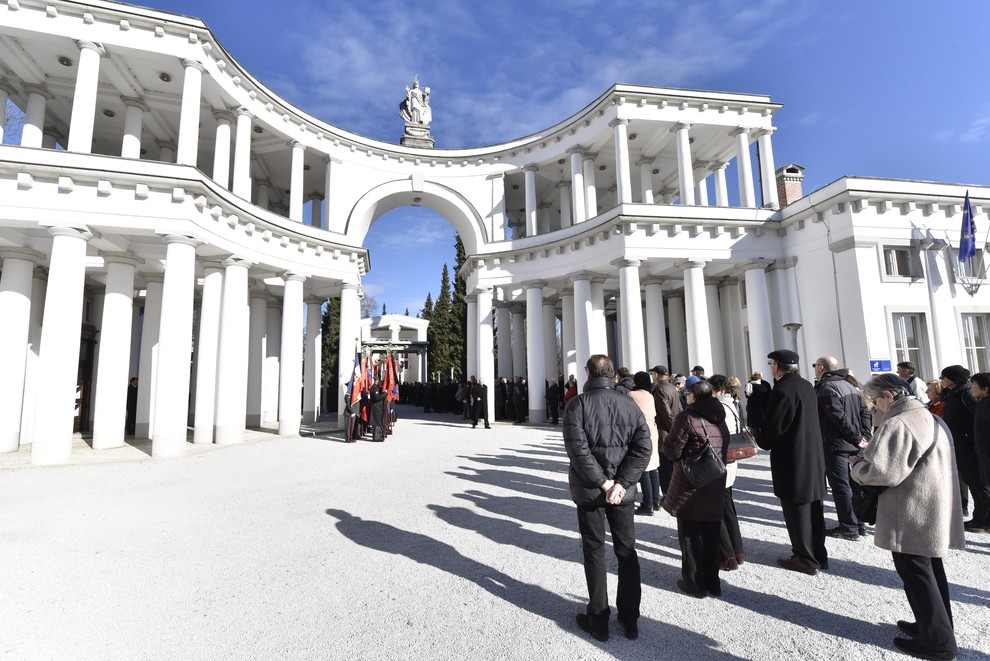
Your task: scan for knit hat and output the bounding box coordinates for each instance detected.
[685,375,702,387]
[940,365,971,386]
[633,371,652,390]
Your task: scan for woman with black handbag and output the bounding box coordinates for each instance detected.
[662,380,729,598]
[709,375,746,571]
[849,373,965,661]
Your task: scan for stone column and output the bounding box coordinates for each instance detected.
[91,254,141,449]
[247,289,267,427]
[337,283,360,426]
[193,262,223,444]
[156,140,176,163]
[0,249,41,453]
[643,277,667,369]
[704,279,725,374]
[611,118,632,204]
[135,276,162,438]
[710,162,729,207]
[683,261,713,374]
[322,157,338,230]
[573,274,593,390]
[695,171,710,206]
[590,278,607,354]
[755,128,779,209]
[214,258,251,444]
[176,59,205,165]
[538,203,551,235]
[0,81,13,143]
[211,110,233,189]
[511,306,527,378]
[151,236,199,458]
[667,294,688,374]
[525,282,546,423]
[22,85,53,148]
[616,259,646,371]
[496,305,512,379]
[557,182,572,228]
[304,297,323,423]
[308,195,322,228]
[524,165,539,237]
[289,141,306,222]
[18,268,47,449]
[637,159,655,204]
[30,228,91,465]
[661,188,676,205]
[568,147,587,223]
[560,288,577,381]
[263,299,282,424]
[543,300,558,380]
[120,97,147,159]
[742,262,775,375]
[719,279,746,381]
[257,181,271,211]
[466,294,478,378]
[42,126,63,150]
[66,41,105,153]
[582,153,598,218]
[278,274,305,436]
[476,287,495,417]
[733,127,756,208]
[232,108,253,200]
[673,123,695,205]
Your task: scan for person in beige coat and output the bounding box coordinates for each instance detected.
[629,372,660,516]
[850,373,965,661]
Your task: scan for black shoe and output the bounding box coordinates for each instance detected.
[859,525,868,536]
[634,506,654,516]
[576,613,608,642]
[892,636,956,660]
[618,619,638,640]
[897,620,919,637]
[964,519,989,532]
[777,555,818,576]
[676,579,707,598]
[825,526,860,541]
[653,501,661,511]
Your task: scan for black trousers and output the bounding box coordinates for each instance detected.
[677,518,722,594]
[891,552,956,654]
[719,486,744,558]
[779,499,828,569]
[956,443,990,525]
[575,502,641,628]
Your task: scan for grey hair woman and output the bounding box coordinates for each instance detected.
[849,373,964,660]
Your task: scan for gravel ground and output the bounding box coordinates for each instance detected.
[2,405,988,661]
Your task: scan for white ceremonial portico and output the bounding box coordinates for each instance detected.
[0,0,988,464]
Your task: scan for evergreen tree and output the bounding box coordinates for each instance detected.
[430,264,454,378]
[321,297,340,412]
[404,307,410,316]
[452,235,467,378]
[381,303,387,315]
[420,292,433,320]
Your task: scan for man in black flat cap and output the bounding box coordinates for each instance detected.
[757,349,829,575]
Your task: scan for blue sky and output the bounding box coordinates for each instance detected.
[44,2,990,313]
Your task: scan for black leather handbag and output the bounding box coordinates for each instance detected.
[680,419,727,488]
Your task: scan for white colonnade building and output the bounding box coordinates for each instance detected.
[1,0,988,463]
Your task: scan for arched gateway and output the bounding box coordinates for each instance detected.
[1,1,988,464]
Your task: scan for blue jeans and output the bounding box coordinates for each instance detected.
[825,449,861,532]
[639,469,660,508]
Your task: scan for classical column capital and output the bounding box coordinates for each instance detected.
[608,118,630,128]
[559,286,574,297]
[340,282,361,292]
[464,293,477,303]
[48,226,93,241]
[670,122,692,133]
[582,152,599,161]
[75,40,106,57]
[611,258,641,269]
[282,272,307,283]
[738,260,770,272]
[677,259,707,270]
[752,127,776,139]
[222,256,253,269]
[235,107,253,118]
[101,252,144,268]
[767,256,799,271]
[162,234,201,248]
[22,84,54,100]
[573,271,596,281]
[556,181,571,189]
[523,280,547,290]
[0,80,15,96]
[306,192,323,201]
[0,247,45,263]
[141,273,165,284]
[717,277,740,287]
[155,139,176,151]
[121,96,149,112]
[641,276,664,286]
[708,160,729,172]
[305,296,326,305]
[635,157,654,167]
[566,145,585,156]
[212,109,234,124]
[523,163,539,173]
[288,140,306,151]
[200,259,227,273]
[730,126,752,138]
[179,58,206,73]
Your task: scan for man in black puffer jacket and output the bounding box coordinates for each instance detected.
[940,364,988,530]
[814,356,872,539]
[564,354,651,643]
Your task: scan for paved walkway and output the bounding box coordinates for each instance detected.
[2,406,988,660]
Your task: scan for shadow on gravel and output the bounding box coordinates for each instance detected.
[325,508,744,658]
[447,468,568,499]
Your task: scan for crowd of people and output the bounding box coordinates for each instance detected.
[562,352,986,660]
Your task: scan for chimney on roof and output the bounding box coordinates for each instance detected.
[775,164,805,207]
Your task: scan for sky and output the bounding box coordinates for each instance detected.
[36,1,990,314]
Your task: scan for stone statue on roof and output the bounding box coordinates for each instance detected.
[399,75,435,148]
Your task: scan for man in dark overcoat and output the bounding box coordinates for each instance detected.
[470,377,491,429]
[756,349,828,575]
[546,378,560,424]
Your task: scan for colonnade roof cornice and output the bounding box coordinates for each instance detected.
[0,146,369,279]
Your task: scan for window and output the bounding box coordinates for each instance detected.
[883,246,920,279]
[962,313,990,372]
[892,313,929,376]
